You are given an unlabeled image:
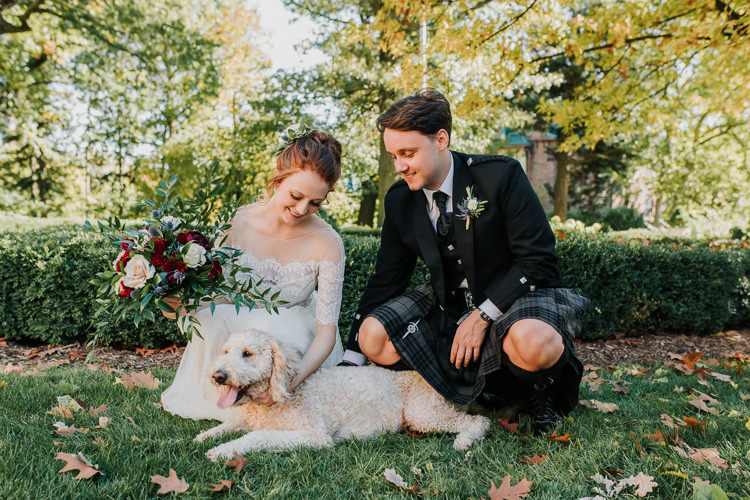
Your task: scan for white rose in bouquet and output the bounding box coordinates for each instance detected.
[467,199,478,211]
[122,254,155,289]
[183,242,207,268]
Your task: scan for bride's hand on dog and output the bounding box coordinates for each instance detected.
[450,309,490,369]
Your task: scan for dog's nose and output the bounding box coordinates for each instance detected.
[212,370,228,385]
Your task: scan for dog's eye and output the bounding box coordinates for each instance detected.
[242,350,254,358]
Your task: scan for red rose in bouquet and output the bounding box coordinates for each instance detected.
[177,231,211,250]
[87,171,276,339]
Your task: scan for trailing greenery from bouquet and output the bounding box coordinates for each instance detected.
[85,165,280,340]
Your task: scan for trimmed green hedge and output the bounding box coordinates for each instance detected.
[0,226,747,347]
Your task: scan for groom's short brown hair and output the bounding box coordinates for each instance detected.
[377,88,452,138]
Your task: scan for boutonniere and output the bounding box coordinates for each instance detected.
[456,186,487,230]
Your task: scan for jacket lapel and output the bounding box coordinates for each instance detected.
[413,190,446,306]
[451,152,477,294]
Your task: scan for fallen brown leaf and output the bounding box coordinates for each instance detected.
[53,422,86,436]
[95,417,111,429]
[120,371,161,390]
[89,404,108,416]
[488,475,532,499]
[519,454,549,465]
[690,448,729,470]
[92,436,108,448]
[609,382,630,394]
[497,418,520,435]
[660,414,676,429]
[68,351,86,361]
[208,480,235,492]
[579,399,619,413]
[582,371,605,391]
[225,452,247,474]
[151,469,189,494]
[688,391,719,415]
[624,472,658,497]
[55,452,103,480]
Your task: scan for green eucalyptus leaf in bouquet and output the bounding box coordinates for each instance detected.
[86,161,283,341]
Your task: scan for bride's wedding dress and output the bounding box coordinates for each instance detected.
[161,205,344,421]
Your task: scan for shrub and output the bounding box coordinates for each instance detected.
[0,226,182,347]
[566,207,645,231]
[558,233,747,337]
[0,226,747,346]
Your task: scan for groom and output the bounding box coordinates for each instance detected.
[340,89,589,433]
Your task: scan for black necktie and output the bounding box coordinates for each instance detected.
[433,191,451,240]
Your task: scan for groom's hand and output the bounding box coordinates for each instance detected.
[451,309,490,369]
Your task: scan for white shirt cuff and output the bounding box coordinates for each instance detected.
[342,350,368,366]
[479,299,503,321]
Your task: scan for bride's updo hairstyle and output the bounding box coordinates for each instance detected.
[266,130,342,198]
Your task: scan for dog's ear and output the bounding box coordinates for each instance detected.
[268,338,291,402]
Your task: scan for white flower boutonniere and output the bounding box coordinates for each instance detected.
[456,186,487,230]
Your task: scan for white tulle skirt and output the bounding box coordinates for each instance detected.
[160,294,343,421]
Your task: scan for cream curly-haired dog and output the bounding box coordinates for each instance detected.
[194,329,490,460]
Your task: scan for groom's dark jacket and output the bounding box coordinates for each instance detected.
[345,151,563,353]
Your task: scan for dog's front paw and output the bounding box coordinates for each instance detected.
[194,431,210,443]
[206,444,234,462]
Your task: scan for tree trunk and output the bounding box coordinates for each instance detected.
[357,180,377,227]
[376,130,397,227]
[553,153,570,220]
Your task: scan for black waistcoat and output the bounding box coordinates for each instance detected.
[436,221,468,313]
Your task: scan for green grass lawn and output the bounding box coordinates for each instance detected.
[0,357,748,499]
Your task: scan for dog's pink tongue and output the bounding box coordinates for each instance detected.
[216,385,238,409]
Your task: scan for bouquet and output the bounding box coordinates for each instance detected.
[87,170,278,339]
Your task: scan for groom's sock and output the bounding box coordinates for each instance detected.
[378,358,413,371]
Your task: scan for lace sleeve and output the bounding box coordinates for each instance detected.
[315,232,345,326]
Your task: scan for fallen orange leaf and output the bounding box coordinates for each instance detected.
[208,480,235,491]
[682,416,706,430]
[642,429,665,444]
[547,430,571,443]
[135,347,158,357]
[151,469,189,494]
[161,344,179,354]
[497,418,521,435]
[488,474,532,499]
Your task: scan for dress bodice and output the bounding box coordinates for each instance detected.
[228,204,345,326]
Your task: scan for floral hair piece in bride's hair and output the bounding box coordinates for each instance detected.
[273,121,314,156]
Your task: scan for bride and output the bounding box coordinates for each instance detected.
[160,129,345,421]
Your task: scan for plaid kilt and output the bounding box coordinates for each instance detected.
[368,286,590,409]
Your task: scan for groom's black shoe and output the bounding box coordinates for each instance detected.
[529,380,563,435]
